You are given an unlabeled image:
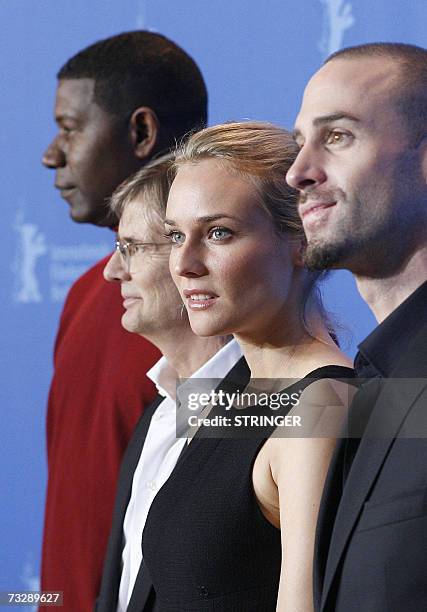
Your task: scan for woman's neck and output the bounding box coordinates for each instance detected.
[238,334,312,379]
[236,308,340,379]
[151,326,230,378]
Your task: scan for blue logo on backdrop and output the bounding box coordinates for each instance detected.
[21,558,40,612]
[319,0,355,56]
[136,0,147,29]
[12,211,110,304]
[13,211,47,303]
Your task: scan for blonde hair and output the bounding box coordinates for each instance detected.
[172,121,302,235]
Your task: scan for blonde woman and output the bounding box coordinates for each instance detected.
[140,123,354,611]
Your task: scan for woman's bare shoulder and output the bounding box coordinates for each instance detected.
[298,340,353,375]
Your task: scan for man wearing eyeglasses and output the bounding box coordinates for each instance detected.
[98,155,247,612]
[40,31,208,612]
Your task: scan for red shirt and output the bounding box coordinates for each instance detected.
[40,255,160,612]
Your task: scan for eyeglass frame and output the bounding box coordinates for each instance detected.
[114,238,171,272]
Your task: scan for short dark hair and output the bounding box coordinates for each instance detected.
[325,42,427,144]
[58,31,208,139]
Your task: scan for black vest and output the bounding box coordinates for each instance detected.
[138,366,354,612]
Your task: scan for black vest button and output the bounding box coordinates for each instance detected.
[198,585,209,598]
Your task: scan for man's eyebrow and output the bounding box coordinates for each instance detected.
[312,112,360,127]
[165,214,238,226]
[55,113,78,123]
[118,234,144,243]
[293,113,360,139]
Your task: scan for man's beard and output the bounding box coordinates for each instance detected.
[304,238,351,270]
[298,188,351,270]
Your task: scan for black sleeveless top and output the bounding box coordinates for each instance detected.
[140,366,354,611]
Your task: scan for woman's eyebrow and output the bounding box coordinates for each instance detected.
[165,214,238,227]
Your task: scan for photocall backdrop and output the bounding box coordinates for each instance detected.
[1,0,425,607]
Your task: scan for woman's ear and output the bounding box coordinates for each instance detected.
[290,237,306,268]
[129,107,160,160]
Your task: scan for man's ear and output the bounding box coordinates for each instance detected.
[129,107,160,159]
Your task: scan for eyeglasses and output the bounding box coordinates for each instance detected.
[114,239,170,272]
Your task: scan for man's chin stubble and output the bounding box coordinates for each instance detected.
[304,241,348,270]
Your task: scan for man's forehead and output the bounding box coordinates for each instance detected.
[296,57,400,127]
[55,77,96,116]
[120,199,161,240]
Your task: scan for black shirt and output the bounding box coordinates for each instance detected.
[343,280,427,480]
[355,280,427,379]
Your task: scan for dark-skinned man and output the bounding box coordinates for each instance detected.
[40,31,207,612]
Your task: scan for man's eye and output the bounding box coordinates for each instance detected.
[208,227,232,241]
[325,131,348,145]
[60,126,75,136]
[164,230,185,245]
[126,243,139,257]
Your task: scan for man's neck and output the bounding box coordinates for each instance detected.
[150,328,229,379]
[355,247,427,323]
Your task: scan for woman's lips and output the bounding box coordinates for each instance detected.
[183,290,218,310]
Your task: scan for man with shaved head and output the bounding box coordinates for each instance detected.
[287,43,427,611]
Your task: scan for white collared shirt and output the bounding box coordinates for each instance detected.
[117,339,243,611]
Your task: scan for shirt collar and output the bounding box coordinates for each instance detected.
[356,280,427,378]
[187,337,242,380]
[146,357,178,400]
[146,338,243,401]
